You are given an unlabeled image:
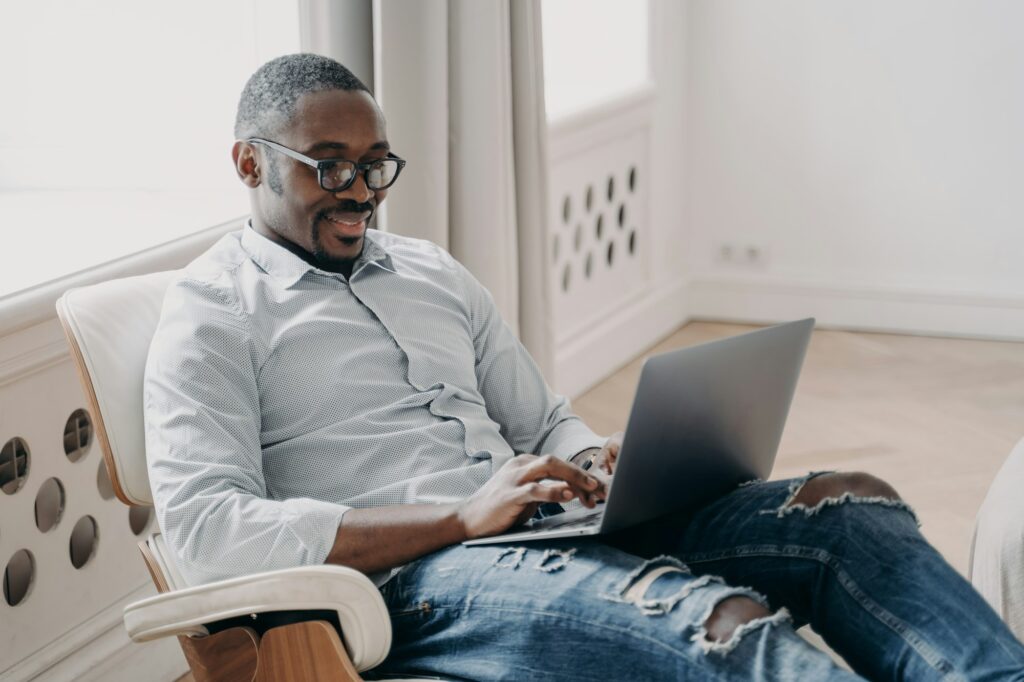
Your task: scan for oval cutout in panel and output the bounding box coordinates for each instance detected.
[35,478,66,532]
[4,549,35,606]
[69,516,99,569]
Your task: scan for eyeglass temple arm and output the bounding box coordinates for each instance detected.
[245,138,319,168]
[248,138,405,180]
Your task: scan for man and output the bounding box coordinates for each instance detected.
[145,54,1024,680]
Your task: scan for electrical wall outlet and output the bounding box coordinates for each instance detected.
[714,242,767,268]
[716,243,735,262]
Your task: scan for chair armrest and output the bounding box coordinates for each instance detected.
[123,565,391,671]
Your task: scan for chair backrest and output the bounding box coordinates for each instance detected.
[56,270,179,506]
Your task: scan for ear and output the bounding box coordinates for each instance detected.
[232,140,261,188]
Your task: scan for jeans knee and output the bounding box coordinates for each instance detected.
[790,471,901,508]
[703,595,772,643]
[769,471,919,526]
[694,594,793,655]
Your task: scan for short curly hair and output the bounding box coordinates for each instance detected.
[234,53,371,140]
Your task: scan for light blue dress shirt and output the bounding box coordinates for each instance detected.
[144,225,606,585]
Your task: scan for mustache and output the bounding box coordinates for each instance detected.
[316,202,375,221]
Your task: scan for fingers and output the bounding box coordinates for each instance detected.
[519,482,575,505]
[518,455,605,501]
[537,481,599,509]
[601,431,625,474]
[514,502,540,527]
[591,467,613,489]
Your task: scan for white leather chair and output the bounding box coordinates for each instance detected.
[57,271,419,682]
[970,436,1024,641]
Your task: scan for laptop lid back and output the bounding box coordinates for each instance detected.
[600,318,814,533]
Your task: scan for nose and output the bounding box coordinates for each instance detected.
[334,170,374,204]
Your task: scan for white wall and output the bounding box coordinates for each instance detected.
[0,0,300,299]
[684,1,1024,339]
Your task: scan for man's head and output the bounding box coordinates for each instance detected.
[232,53,392,271]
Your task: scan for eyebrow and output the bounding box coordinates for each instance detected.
[303,140,390,154]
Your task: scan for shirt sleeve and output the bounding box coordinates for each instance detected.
[455,261,607,461]
[144,277,351,586]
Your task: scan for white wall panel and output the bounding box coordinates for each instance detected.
[547,88,689,398]
[545,0,689,398]
[548,107,651,341]
[0,335,183,680]
[0,222,237,680]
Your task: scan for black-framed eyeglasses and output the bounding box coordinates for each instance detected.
[246,137,406,192]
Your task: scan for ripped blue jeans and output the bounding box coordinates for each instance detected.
[367,473,1024,681]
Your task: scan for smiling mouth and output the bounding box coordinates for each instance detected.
[322,210,372,239]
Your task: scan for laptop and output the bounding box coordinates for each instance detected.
[463,318,815,546]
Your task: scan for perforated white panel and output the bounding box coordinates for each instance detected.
[0,353,156,671]
[548,120,651,341]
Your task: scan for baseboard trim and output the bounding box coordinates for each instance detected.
[555,279,689,399]
[687,276,1024,341]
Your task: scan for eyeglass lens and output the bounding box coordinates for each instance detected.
[322,159,400,191]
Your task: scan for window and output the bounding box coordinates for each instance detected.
[0,0,301,298]
[541,0,650,121]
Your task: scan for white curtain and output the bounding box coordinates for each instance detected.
[373,0,553,374]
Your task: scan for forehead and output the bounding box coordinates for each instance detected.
[283,89,387,151]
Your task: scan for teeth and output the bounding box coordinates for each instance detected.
[326,214,367,225]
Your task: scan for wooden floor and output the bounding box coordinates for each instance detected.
[573,320,1024,575]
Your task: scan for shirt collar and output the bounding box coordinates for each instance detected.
[240,221,395,288]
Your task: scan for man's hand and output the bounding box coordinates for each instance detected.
[457,454,607,540]
[592,431,624,475]
[574,431,625,486]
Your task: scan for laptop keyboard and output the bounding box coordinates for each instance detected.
[537,508,604,530]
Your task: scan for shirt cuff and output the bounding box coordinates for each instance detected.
[288,498,354,568]
[539,418,608,462]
